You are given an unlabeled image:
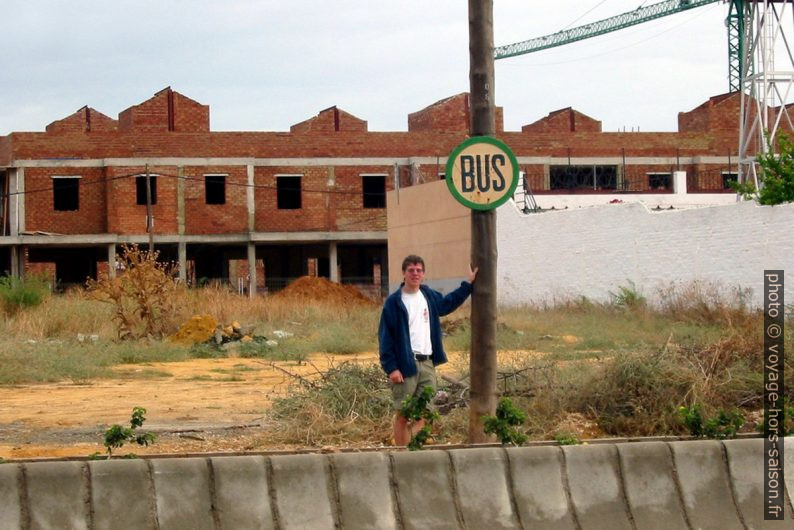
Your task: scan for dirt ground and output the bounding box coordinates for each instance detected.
[0,353,382,460]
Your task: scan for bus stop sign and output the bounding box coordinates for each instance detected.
[445,136,519,210]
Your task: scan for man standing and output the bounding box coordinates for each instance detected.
[378,255,477,446]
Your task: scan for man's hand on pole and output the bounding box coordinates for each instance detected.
[468,265,479,284]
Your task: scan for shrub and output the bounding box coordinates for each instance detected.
[0,275,50,314]
[609,281,646,310]
[103,407,156,457]
[677,404,744,439]
[483,397,528,445]
[734,131,794,205]
[87,245,182,339]
[266,362,392,446]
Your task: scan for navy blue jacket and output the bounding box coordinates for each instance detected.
[379,282,473,378]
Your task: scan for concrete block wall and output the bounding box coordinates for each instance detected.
[498,199,794,307]
[0,438,790,529]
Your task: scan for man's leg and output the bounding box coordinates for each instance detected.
[394,413,411,446]
[394,413,427,446]
[392,372,418,446]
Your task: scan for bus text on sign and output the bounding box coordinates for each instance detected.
[445,136,519,210]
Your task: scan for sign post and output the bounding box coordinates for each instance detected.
[446,134,518,443]
[446,136,519,211]
[465,0,502,443]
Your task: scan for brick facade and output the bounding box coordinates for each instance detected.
[0,87,750,289]
[522,107,601,133]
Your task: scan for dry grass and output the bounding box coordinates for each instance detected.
[0,280,789,445]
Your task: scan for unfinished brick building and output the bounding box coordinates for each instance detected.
[0,88,744,294]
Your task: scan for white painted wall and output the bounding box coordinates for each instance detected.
[497,200,794,307]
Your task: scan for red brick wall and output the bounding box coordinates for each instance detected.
[3,89,750,240]
[24,167,107,234]
[253,165,388,232]
[106,166,178,235]
[172,92,210,132]
[333,166,388,231]
[119,88,209,133]
[46,107,117,133]
[678,92,743,134]
[522,108,601,133]
[184,166,249,234]
[290,107,368,133]
[26,262,55,281]
[0,136,10,162]
[408,93,504,133]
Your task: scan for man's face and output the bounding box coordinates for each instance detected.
[403,263,425,290]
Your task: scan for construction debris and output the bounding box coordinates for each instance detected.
[169,315,261,347]
[169,315,218,345]
[273,276,376,306]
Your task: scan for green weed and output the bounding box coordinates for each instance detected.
[103,407,156,457]
[401,386,439,451]
[483,397,527,445]
[554,433,582,445]
[0,275,50,315]
[677,404,744,439]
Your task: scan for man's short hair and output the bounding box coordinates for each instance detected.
[401,255,425,272]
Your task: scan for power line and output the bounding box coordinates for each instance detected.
[499,1,719,67]
[562,0,611,31]
[1,169,394,199]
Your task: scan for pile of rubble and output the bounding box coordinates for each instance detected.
[169,315,291,350]
[273,276,376,306]
[169,315,259,346]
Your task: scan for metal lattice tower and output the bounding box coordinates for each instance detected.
[738,0,794,186]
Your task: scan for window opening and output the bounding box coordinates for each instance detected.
[277,176,302,209]
[549,165,617,190]
[722,171,738,190]
[205,175,226,204]
[362,175,386,208]
[647,172,672,191]
[52,176,80,211]
[136,175,158,205]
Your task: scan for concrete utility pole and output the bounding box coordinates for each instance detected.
[467,0,498,442]
[145,165,154,253]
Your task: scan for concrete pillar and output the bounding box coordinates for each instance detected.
[373,263,381,287]
[673,170,688,194]
[329,242,339,282]
[107,244,116,279]
[10,247,20,278]
[178,241,187,284]
[307,258,318,277]
[247,243,256,298]
[247,164,255,231]
[177,167,185,235]
[9,168,23,236]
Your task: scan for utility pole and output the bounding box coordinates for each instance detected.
[467,0,498,442]
[145,165,154,253]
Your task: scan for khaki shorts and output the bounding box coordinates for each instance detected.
[392,359,437,410]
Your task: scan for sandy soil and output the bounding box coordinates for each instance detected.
[0,353,381,460]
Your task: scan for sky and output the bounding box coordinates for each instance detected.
[0,1,730,136]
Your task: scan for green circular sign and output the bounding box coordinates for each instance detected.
[445,136,519,210]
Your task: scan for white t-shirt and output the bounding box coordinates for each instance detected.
[401,289,432,356]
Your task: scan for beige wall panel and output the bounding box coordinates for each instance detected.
[386,180,470,290]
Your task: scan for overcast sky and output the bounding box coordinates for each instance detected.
[1,1,729,135]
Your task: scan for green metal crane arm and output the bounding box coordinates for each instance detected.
[494,0,720,60]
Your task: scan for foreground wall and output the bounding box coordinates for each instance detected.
[498,200,794,307]
[1,439,791,529]
[387,179,792,307]
[386,181,470,294]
